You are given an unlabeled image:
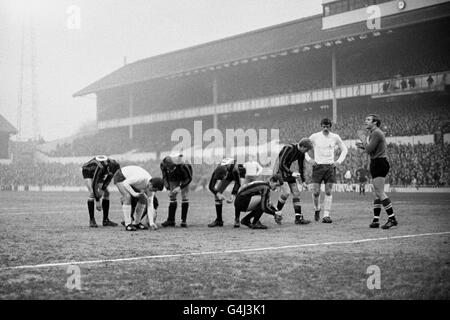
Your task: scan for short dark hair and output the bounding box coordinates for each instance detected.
[298,138,313,151]
[367,114,381,127]
[269,174,283,185]
[320,118,332,127]
[150,177,164,191]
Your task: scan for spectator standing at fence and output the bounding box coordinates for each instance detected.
[427,75,434,88]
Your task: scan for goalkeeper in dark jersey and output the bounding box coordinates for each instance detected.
[208,158,246,227]
[356,114,398,229]
[81,155,120,228]
[273,138,314,225]
[234,174,283,229]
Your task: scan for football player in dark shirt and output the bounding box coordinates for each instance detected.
[208,158,246,227]
[234,174,283,229]
[273,138,313,224]
[160,155,193,228]
[356,114,397,229]
[81,155,120,227]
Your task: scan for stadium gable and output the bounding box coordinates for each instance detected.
[0,114,17,134]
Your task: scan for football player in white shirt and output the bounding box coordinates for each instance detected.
[305,118,348,223]
[113,165,164,231]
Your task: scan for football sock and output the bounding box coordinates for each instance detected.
[102,199,110,221]
[215,201,223,222]
[382,198,395,219]
[168,202,177,222]
[323,195,332,217]
[134,202,145,225]
[277,195,288,211]
[122,204,132,226]
[293,198,302,218]
[373,199,382,221]
[87,199,95,220]
[312,193,320,211]
[181,201,189,222]
[234,207,241,221]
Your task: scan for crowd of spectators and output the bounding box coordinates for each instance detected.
[2,142,449,188]
[47,94,449,158]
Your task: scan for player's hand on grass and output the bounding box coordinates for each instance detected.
[274,212,283,225]
[355,142,365,149]
[149,223,158,230]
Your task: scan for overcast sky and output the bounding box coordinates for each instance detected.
[0,0,322,141]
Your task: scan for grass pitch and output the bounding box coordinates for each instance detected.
[0,190,449,299]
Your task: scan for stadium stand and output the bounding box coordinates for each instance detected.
[4,3,450,191]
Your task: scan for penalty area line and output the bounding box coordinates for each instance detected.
[1,231,449,271]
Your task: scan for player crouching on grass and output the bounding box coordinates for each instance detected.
[82,155,121,228]
[208,158,246,227]
[113,165,164,231]
[273,138,314,225]
[356,114,398,229]
[234,174,283,229]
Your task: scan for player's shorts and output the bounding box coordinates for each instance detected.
[212,179,232,195]
[370,158,390,178]
[234,194,252,211]
[82,167,95,179]
[113,169,126,184]
[311,164,336,184]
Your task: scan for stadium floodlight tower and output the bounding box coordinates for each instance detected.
[16,2,40,142]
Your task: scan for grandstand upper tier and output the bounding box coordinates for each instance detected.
[67,1,450,157]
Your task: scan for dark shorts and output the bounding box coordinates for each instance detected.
[370,158,390,178]
[113,169,126,184]
[312,164,336,184]
[234,194,251,211]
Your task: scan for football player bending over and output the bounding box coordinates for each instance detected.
[208,158,246,227]
[113,165,164,231]
[81,155,121,228]
[234,174,283,229]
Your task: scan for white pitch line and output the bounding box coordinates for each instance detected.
[1,231,449,271]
